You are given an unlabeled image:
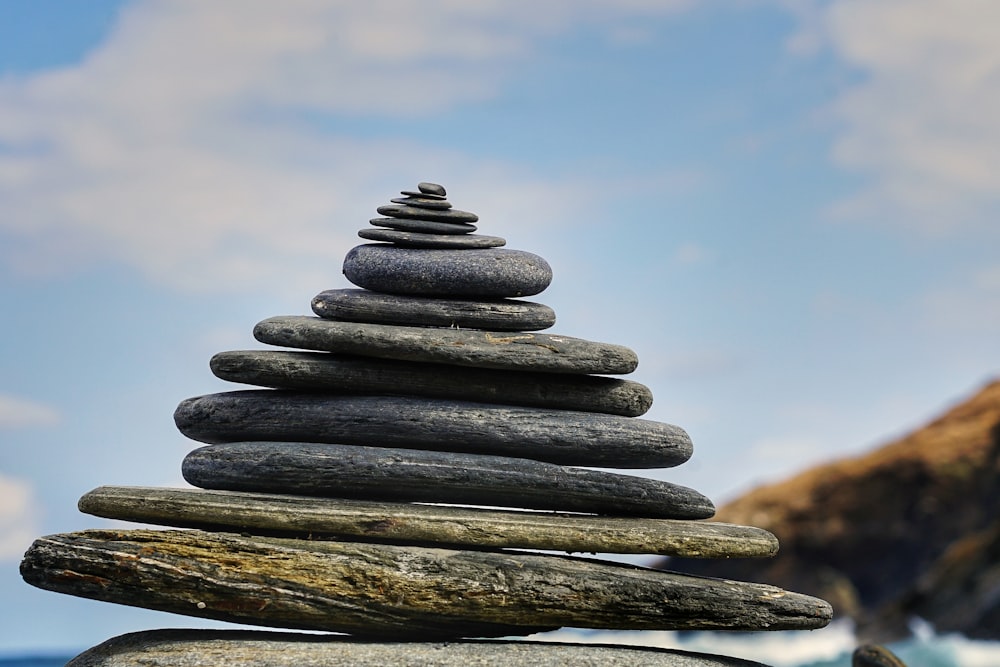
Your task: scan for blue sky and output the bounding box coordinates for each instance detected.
[2,0,999,655]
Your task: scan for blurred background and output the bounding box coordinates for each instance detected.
[1,0,998,660]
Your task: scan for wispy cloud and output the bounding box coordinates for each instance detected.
[0,394,59,429]
[0,473,40,561]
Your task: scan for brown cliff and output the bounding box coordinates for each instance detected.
[662,379,1000,641]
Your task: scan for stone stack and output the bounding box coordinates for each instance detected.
[21,183,833,666]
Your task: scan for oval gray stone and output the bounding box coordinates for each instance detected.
[180,442,714,519]
[418,181,447,196]
[311,289,554,331]
[390,196,452,210]
[370,217,476,234]
[209,351,651,416]
[377,204,477,223]
[401,189,446,200]
[80,486,777,557]
[344,245,552,297]
[254,316,636,374]
[173,392,691,468]
[359,228,505,249]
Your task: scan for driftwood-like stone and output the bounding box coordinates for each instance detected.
[174,392,690,468]
[311,288,555,331]
[22,529,833,635]
[210,351,652,417]
[67,629,775,667]
[79,486,776,557]
[253,316,638,375]
[180,443,714,519]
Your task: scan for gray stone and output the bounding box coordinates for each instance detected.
[418,181,447,196]
[370,217,477,235]
[23,529,833,635]
[311,289,554,331]
[390,196,453,210]
[67,630,777,666]
[401,189,446,200]
[180,442,714,518]
[209,351,651,416]
[343,245,552,297]
[80,486,777,557]
[173,392,691,468]
[359,228,505,249]
[254,316,636,374]
[377,204,478,223]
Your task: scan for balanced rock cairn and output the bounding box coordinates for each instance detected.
[21,183,833,666]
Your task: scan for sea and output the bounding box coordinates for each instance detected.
[3,620,1000,665]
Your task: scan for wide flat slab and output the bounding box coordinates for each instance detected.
[210,351,652,417]
[254,316,638,375]
[179,442,713,519]
[79,486,776,557]
[22,529,833,636]
[174,392,690,468]
[67,630,775,667]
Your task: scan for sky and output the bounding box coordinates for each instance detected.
[1,0,999,655]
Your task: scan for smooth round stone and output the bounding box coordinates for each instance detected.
[181,442,713,518]
[81,486,777,557]
[401,189,446,200]
[358,228,504,249]
[311,288,553,331]
[377,204,478,223]
[173,392,691,468]
[419,181,447,196]
[254,316,636,374]
[370,217,476,234]
[211,350,652,416]
[343,245,552,297]
[390,196,452,210]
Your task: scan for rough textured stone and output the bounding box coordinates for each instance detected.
[370,217,477,235]
[377,204,477,223]
[401,189,446,200]
[852,645,908,667]
[359,228,505,248]
[66,630,776,667]
[22,529,833,635]
[344,245,552,297]
[390,196,452,210]
[80,486,777,557]
[173,392,690,468]
[311,289,554,331]
[180,442,714,518]
[418,181,446,196]
[210,351,651,416]
[254,316,635,374]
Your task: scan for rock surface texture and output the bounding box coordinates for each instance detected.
[21,183,833,665]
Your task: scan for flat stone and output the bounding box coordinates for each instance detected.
[418,181,447,196]
[359,228,505,249]
[180,442,713,518]
[377,204,478,223]
[343,245,552,297]
[67,630,777,667]
[23,529,833,636]
[390,196,452,210]
[311,288,554,331]
[254,316,636,374]
[80,486,777,557]
[370,217,477,234]
[401,189,446,200]
[210,351,651,416]
[173,392,691,468]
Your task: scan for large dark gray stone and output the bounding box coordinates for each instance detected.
[359,228,505,248]
[209,351,651,416]
[254,316,635,374]
[311,288,554,331]
[180,442,714,519]
[173,392,690,468]
[377,203,478,223]
[80,486,777,557]
[343,245,552,297]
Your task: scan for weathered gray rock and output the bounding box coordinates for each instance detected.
[377,204,478,223]
[22,529,833,635]
[402,189,446,200]
[418,181,446,196]
[67,629,776,667]
[359,228,505,248]
[180,442,713,518]
[254,316,636,374]
[852,645,908,667]
[210,351,651,416]
[174,392,690,468]
[343,245,551,297]
[390,196,452,210]
[370,217,477,235]
[79,486,776,557]
[311,288,555,331]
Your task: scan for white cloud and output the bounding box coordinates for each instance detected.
[0,474,40,561]
[0,394,60,429]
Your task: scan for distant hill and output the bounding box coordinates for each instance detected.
[662,379,1000,641]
